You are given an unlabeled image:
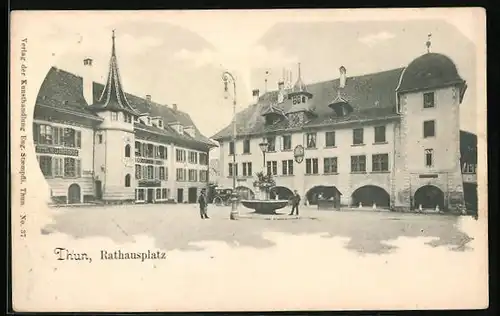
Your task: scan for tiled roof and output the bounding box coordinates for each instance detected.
[211,67,405,140]
[35,67,216,149]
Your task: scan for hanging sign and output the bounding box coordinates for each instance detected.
[294,145,304,164]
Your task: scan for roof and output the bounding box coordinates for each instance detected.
[396,53,465,93]
[212,67,405,140]
[89,31,139,116]
[35,67,215,149]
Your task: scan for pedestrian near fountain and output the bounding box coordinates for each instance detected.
[289,190,301,216]
[198,189,209,219]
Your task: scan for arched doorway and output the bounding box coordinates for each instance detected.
[306,186,341,205]
[269,186,293,200]
[68,183,81,204]
[235,186,255,200]
[414,185,445,210]
[351,185,390,208]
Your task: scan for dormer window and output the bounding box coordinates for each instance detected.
[147,117,151,125]
[158,120,163,128]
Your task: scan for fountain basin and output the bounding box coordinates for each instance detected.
[240,199,290,214]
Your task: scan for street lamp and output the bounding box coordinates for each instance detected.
[258,141,269,172]
[222,71,238,220]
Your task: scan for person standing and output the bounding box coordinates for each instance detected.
[289,190,301,216]
[198,189,209,219]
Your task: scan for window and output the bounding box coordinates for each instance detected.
[158,120,163,128]
[425,149,434,167]
[305,158,319,175]
[325,131,336,147]
[351,155,366,172]
[38,125,53,144]
[353,128,364,145]
[135,142,141,157]
[199,170,208,182]
[189,152,198,164]
[266,161,277,175]
[135,164,141,179]
[176,168,186,181]
[156,189,162,199]
[243,139,250,154]
[125,174,131,187]
[282,135,292,150]
[302,96,306,103]
[63,158,80,177]
[146,144,154,158]
[282,159,294,175]
[463,163,476,174]
[111,112,118,121]
[199,153,208,165]
[38,156,52,176]
[98,134,103,144]
[228,163,238,177]
[176,149,186,162]
[53,157,63,176]
[146,165,153,179]
[374,126,386,143]
[423,92,435,108]
[188,169,197,182]
[244,162,253,177]
[162,188,167,199]
[324,157,338,174]
[124,144,131,157]
[137,189,145,201]
[266,136,276,152]
[229,141,235,155]
[158,146,166,159]
[372,154,389,172]
[159,167,166,180]
[306,133,317,149]
[423,120,435,138]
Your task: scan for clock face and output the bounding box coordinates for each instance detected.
[293,145,305,164]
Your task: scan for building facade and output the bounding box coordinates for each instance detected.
[34,31,216,205]
[212,49,477,212]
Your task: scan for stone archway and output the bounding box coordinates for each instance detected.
[351,185,390,208]
[235,186,255,200]
[306,185,341,205]
[414,185,445,210]
[269,186,293,200]
[68,183,81,204]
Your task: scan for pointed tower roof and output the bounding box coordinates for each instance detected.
[289,62,312,98]
[90,30,139,115]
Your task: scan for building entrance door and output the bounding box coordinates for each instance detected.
[68,184,81,204]
[147,188,154,203]
[188,187,198,203]
[177,189,184,203]
[95,181,102,200]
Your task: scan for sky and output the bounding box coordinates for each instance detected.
[37,9,481,139]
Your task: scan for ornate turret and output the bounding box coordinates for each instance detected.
[90,30,139,116]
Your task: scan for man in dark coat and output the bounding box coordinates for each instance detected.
[198,189,209,219]
[289,190,301,216]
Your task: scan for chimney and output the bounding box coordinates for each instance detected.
[83,57,93,105]
[172,103,178,111]
[146,94,151,102]
[339,66,347,89]
[252,89,260,104]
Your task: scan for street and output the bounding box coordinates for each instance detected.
[42,203,473,255]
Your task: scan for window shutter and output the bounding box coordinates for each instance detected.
[142,165,147,178]
[76,159,81,177]
[154,166,159,179]
[277,136,282,151]
[76,131,82,148]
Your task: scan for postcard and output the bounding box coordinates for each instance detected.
[10,8,488,312]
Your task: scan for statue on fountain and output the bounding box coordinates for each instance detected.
[239,172,290,214]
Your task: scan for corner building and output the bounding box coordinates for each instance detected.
[212,51,475,212]
[33,32,216,204]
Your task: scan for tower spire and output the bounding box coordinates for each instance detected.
[91,30,138,114]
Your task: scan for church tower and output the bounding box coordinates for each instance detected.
[393,35,468,212]
[90,30,140,202]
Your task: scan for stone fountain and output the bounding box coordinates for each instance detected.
[240,172,289,215]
